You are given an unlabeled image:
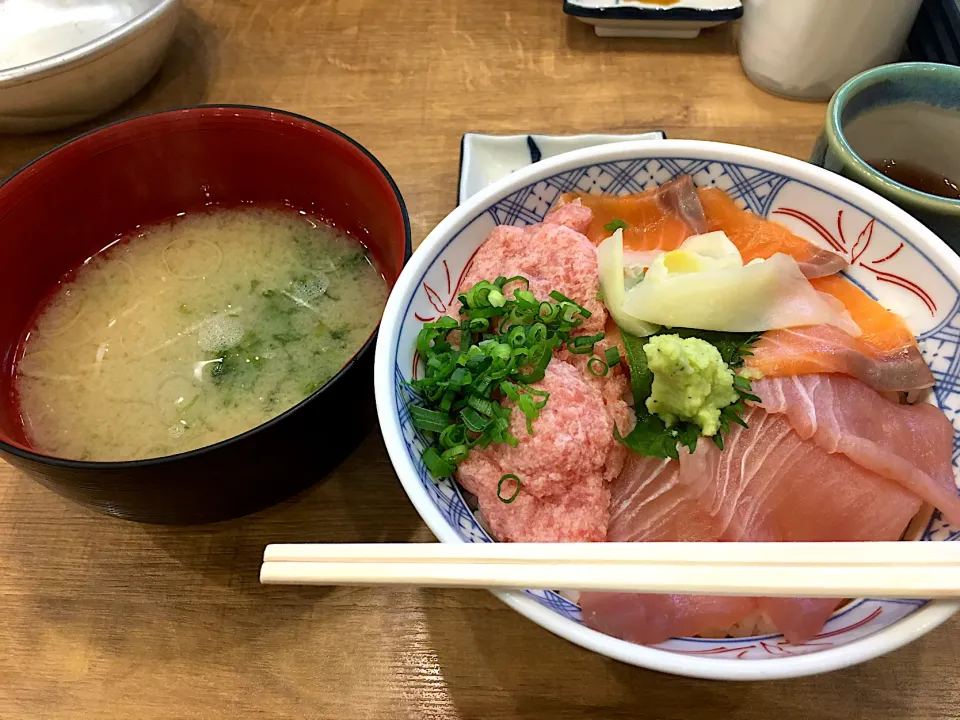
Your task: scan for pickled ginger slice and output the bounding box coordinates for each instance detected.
[643,231,743,283]
[597,228,660,338]
[620,252,861,335]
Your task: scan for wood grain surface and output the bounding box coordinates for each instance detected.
[1,2,958,718]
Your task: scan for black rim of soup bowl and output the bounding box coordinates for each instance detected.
[0,106,413,525]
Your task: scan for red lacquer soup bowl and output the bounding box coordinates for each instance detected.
[0,106,410,524]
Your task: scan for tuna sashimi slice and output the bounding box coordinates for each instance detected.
[752,374,960,526]
[758,598,840,647]
[679,408,922,643]
[582,592,759,647]
[560,176,707,251]
[607,455,723,544]
[581,455,753,645]
[747,325,934,392]
[712,411,924,544]
[581,409,923,645]
[699,187,848,278]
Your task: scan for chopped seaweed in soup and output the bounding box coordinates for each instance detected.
[15,207,387,461]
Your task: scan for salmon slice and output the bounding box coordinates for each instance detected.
[560,176,707,251]
[810,274,920,352]
[753,374,960,525]
[747,274,933,392]
[560,177,847,278]
[747,325,934,392]
[580,409,921,645]
[699,187,848,278]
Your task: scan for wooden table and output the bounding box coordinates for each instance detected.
[1,2,957,718]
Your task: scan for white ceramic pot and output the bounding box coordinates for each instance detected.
[738,0,924,100]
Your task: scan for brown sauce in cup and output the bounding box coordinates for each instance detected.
[869,158,960,200]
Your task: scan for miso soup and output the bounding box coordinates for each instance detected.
[15,207,388,462]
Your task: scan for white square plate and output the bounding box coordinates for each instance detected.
[459,131,666,204]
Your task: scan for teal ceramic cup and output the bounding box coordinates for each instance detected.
[811,62,960,253]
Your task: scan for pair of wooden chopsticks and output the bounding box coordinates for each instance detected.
[259,542,960,598]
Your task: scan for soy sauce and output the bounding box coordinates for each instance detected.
[869,158,960,200]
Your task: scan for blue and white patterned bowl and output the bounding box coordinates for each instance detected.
[373,140,960,681]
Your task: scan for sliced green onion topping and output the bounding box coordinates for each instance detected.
[514,289,538,309]
[587,357,609,377]
[568,332,604,355]
[517,394,540,435]
[497,474,522,503]
[603,218,629,232]
[410,406,450,433]
[439,423,467,448]
[442,445,469,464]
[538,301,559,322]
[502,275,529,289]
[460,406,493,433]
[467,395,498,418]
[604,346,621,367]
[549,290,592,319]
[407,277,599,478]
[506,326,527,348]
[423,447,455,477]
